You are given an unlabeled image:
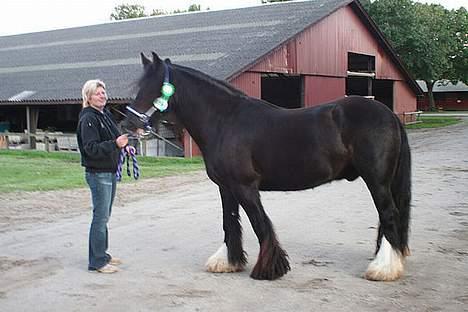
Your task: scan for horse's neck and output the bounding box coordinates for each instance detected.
[172,69,240,152]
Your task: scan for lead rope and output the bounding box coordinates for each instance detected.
[116,147,140,181]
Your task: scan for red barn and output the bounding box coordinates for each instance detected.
[417,80,468,111]
[187,0,422,156]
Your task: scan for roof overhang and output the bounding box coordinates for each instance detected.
[0,98,131,106]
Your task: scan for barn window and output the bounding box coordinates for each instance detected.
[346,52,394,110]
[348,52,375,73]
[346,52,375,98]
[261,73,303,109]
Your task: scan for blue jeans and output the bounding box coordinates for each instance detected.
[85,172,116,270]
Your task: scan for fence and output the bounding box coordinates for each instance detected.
[0,131,184,157]
[0,131,78,151]
[402,111,423,125]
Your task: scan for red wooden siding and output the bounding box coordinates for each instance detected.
[304,76,345,107]
[295,5,402,79]
[250,41,297,74]
[183,130,202,158]
[394,80,417,122]
[251,6,402,80]
[230,72,261,98]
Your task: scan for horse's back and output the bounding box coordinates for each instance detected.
[333,96,402,150]
[332,96,398,128]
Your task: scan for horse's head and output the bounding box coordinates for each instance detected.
[122,52,176,135]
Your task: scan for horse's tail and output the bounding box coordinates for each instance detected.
[392,118,412,256]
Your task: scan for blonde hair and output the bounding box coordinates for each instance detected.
[81,79,107,108]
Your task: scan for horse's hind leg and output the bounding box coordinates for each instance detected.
[206,187,246,273]
[364,182,404,281]
[233,184,290,280]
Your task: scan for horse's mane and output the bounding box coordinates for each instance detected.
[173,63,285,111]
[173,64,247,97]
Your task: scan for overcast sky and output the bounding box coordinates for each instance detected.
[0,0,466,37]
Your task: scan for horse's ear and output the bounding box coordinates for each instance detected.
[141,53,151,68]
[151,52,163,65]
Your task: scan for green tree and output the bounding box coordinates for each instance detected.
[360,0,372,11]
[447,7,468,83]
[150,9,166,16]
[111,3,202,18]
[151,4,201,16]
[188,4,201,12]
[110,4,146,20]
[367,0,468,111]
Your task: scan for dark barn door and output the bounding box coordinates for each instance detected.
[261,74,303,109]
[373,80,394,111]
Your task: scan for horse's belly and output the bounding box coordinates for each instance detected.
[259,183,320,192]
[258,171,330,191]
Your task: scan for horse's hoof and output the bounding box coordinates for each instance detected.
[364,265,403,281]
[250,256,290,280]
[249,240,290,280]
[206,261,244,273]
[205,244,245,273]
[365,237,404,281]
[249,264,289,280]
[250,270,281,280]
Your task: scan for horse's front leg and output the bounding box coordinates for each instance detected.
[205,187,247,273]
[234,184,290,280]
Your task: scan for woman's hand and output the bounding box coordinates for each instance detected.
[115,134,128,148]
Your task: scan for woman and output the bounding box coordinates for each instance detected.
[77,79,129,273]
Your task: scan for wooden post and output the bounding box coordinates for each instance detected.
[141,139,147,156]
[26,106,31,147]
[44,133,49,152]
[0,135,7,149]
[26,106,39,149]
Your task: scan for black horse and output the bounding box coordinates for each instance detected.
[124,52,411,281]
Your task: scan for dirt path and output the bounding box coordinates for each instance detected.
[1,120,467,311]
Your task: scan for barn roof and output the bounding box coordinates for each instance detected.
[0,0,420,104]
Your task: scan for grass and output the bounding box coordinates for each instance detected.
[0,150,204,193]
[405,116,462,129]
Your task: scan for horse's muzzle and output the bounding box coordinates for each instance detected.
[120,109,148,138]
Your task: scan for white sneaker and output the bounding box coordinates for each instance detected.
[96,264,120,273]
[109,257,123,266]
